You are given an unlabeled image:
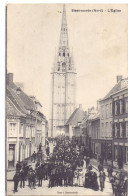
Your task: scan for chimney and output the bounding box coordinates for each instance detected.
[117,75,122,83]
[7,73,13,86]
[79,104,82,109]
[97,99,101,110]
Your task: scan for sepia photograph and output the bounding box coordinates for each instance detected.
[6,3,128,196]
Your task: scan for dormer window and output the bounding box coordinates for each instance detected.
[16,88,21,95]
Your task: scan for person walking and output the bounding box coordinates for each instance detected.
[20,168,26,188]
[32,151,36,163]
[13,171,20,193]
[98,163,103,172]
[99,170,105,191]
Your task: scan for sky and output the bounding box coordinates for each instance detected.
[7,4,128,119]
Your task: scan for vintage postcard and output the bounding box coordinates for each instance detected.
[6,3,128,196]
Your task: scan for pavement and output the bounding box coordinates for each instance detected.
[6,180,113,196]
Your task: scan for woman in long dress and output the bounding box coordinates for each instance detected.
[74,170,78,186]
[78,169,84,187]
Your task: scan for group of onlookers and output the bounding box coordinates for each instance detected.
[12,137,128,195]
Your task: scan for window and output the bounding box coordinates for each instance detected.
[9,123,16,137]
[117,123,120,137]
[106,122,108,134]
[20,124,23,137]
[115,102,117,115]
[26,126,28,138]
[101,106,104,119]
[127,147,128,163]
[120,100,123,114]
[117,100,120,114]
[101,123,104,137]
[115,123,117,137]
[106,104,108,118]
[62,62,66,72]
[26,126,30,138]
[126,122,128,137]
[31,127,34,137]
[126,98,128,113]
[110,103,112,116]
[110,122,112,137]
[120,123,123,137]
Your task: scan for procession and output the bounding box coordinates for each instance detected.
[12,137,128,196]
[6,3,128,196]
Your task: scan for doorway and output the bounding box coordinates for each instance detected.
[8,144,15,168]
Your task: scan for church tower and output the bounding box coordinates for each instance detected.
[50,5,76,137]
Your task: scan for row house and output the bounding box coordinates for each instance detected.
[99,75,128,167]
[91,112,101,159]
[65,104,87,143]
[99,88,113,162]
[81,107,98,157]
[112,77,128,167]
[6,73,48,169]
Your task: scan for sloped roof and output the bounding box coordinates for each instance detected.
[7,86,27,115]
[6,78,47,120]
[6,85,35,118]
[9,82,35,110]
[102,77,128,101]
[82,108,98,123]
[6,97,26,117]
[103,81,121,100]
[65,106,86,126]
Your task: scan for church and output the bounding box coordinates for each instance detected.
[49,5,77,137]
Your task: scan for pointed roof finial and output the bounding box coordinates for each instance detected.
[63,4,66,13]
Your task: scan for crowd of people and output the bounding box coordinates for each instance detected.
[109,170,127,196]
[12,137,128,195]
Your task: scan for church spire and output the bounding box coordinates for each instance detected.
[53,4,75,73]
[59,4,69,47]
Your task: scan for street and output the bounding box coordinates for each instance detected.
[6,160,113,195]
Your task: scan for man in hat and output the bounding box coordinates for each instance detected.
[13,171,20,193]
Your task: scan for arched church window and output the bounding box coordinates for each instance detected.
[62,62,66,67]
[63,52,65,57]
[62,62,66,72]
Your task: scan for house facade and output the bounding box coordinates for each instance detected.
[6,73,48,169]
[112,77,128,168]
